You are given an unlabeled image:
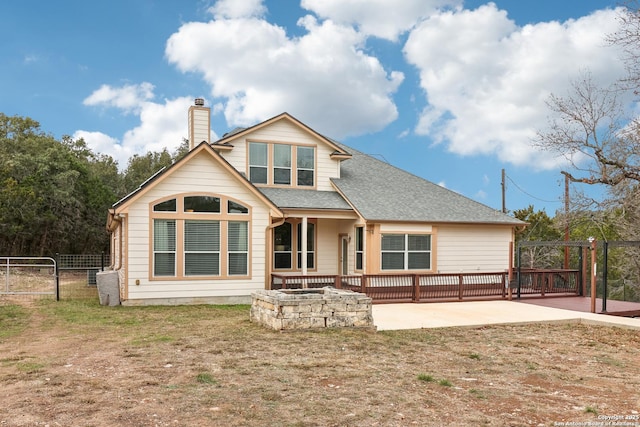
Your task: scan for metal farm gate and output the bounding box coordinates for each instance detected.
[0,257,57,298]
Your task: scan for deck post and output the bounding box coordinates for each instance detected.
[334,275,341,289]
[458,274,463,300]
[361,275,367,294]
[413,274,420,302]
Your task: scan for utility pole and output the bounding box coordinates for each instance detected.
[501,169,506,214]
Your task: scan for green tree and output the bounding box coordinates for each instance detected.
[513,206,563,268]
[0,114,118,255]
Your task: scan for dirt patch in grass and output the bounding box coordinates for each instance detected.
[0,299,639,426]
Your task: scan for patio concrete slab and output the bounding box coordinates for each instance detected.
[372,300,640,331]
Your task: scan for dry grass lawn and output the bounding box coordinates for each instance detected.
[1,294,639,426]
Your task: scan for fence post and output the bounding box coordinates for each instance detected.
[361,275,367,294]
[413,274,420,302]
[55,253,60,301]
[101,251,105,272]
[458,274,463,300]
[602,241,608,313]
[516,245,522,299]
[334,275,341,289]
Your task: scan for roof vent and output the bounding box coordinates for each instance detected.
[194,98,205,106]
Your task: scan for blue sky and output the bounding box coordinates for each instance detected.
[0,0,624,215]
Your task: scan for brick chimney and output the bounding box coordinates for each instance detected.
[188,98,210,150]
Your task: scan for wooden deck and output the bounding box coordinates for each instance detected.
[518,296,640,317]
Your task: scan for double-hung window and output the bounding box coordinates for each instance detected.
[297,146,314,187]
[153,219,176,276]
[228,221,248,275]
[381,234,431,270]
[249,142,268,184]
[273,144,291,185]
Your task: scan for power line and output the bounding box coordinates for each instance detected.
[505,174,561,204]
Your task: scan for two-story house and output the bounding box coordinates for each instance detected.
[106,99,523,305]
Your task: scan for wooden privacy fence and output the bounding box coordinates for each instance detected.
[271,270,581,303]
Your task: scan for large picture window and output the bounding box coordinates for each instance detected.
[381,234,431,271]
[184,220,220,276]
[151,195,250,279]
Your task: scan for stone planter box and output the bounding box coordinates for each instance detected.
[250,287,374,331]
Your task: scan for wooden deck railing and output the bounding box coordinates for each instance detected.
[515,269,580,297]
[271,272,509,303]
[271,270,581,303]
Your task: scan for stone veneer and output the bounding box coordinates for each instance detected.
[250,287,375,331]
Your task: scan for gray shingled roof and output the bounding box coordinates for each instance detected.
[331,144,524,225]
[259,187,353,210]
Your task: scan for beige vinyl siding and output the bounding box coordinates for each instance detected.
[124,151,270,301]
[219,119,341,191]
[436,224,512,273]
[188,107,210,147]
[315,219,340,274]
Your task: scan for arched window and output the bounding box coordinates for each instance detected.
[150,194,251,279]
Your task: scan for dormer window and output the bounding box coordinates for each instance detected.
[248,141,315,188]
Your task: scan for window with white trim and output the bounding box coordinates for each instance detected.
[381,234,431,270]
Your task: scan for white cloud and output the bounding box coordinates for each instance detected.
[404,4,625,170]
[80,83,209,168]
[83,82,155,114]
[208,0,266,19]
[122,97,199,155]
[165,11,403,138]
[301,0,461,41]
[72,130,131,166]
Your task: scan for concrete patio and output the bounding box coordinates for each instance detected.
[372,299,640,331]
